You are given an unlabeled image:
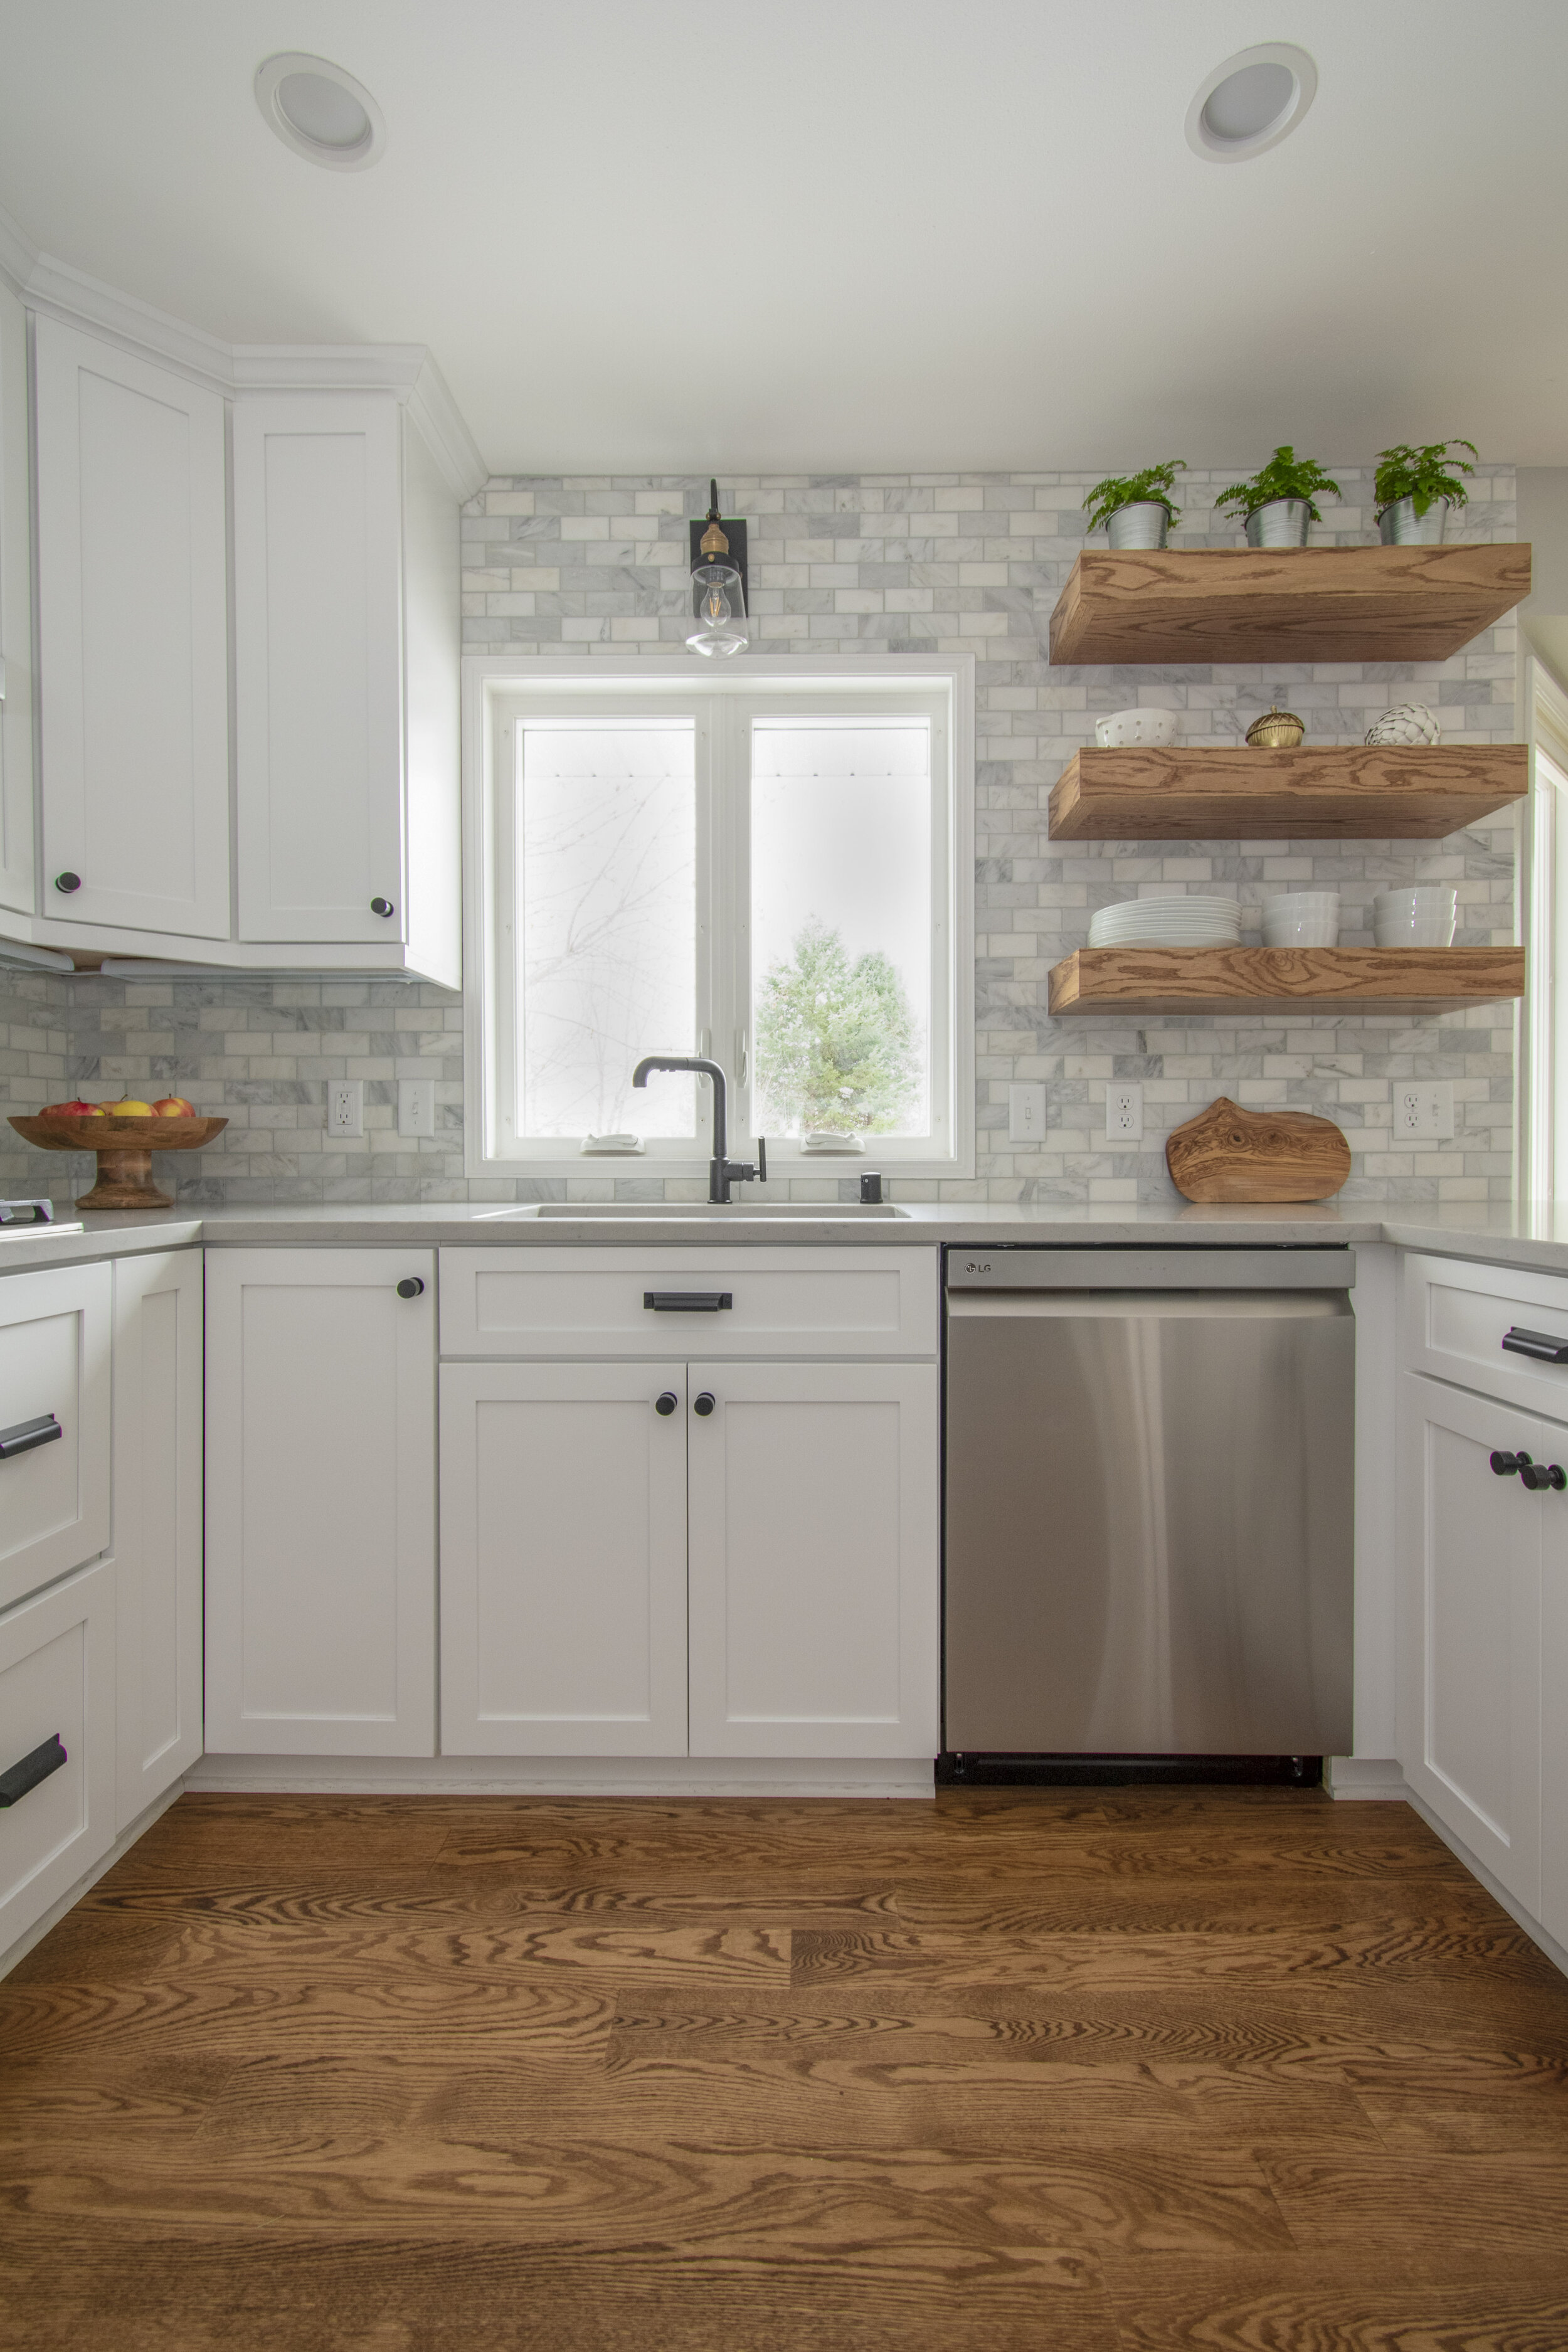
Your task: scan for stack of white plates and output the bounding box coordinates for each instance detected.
[1088,896,1243,950]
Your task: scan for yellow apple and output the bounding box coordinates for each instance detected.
[103,1098,154,1116]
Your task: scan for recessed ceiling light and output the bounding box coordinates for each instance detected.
[1186,42,1316,164]
[255,52,385,172]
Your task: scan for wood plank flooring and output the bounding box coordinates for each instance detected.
[3,1786,1567,2348]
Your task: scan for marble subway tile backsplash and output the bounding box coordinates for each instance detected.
[0,469,1521,1207]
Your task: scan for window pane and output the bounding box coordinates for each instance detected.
[751,719,931,1139]
[517,722,696,1138]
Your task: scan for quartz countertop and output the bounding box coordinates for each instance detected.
[6,1196,1568,1278]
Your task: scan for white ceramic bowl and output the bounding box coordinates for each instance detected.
[1373,888,1457,948]
[1094,707,1179,750]
[1261,890,1340,949]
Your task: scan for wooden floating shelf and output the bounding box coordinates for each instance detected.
[1046,945,1525,1019]
[1048,543,1531,666]
[1047,743,1528,841]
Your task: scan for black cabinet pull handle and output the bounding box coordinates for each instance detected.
[1502,1327,1568,1363]
[655,1391,678,1416]
[694,1392,716,1417]
[54,872,81,894]
[396,1277,425,1299]
[643,1291,733,1312]
[0,1733,67,1808]
[0,1413,61,1460]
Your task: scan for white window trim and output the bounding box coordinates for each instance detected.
[1520,653,1568,1201]
[461,653,976,1184]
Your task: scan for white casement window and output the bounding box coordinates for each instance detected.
[462,657,974,1180]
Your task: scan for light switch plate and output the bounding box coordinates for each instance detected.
[327,1078,363,1138]
[1008,1083,1047,1144]
[1395,1083,1454,1140]
[1106,1081,1143,1143]
[398,1078,435,1138]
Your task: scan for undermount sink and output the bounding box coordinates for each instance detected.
[489,1200,909,1220]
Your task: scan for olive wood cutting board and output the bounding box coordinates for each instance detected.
[1165,1096,1351,1203]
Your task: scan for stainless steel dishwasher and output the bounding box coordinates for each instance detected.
[943,1248,1355,1771]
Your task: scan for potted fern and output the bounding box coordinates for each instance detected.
[1082,460,1187,550]
[1374,439,1478,546]
[1214,446,1342,547]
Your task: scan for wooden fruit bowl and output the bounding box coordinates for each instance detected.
[9,1115,228,1210]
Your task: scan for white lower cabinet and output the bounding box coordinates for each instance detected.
[112,1251,204,1828]
[438,1353,940,1762]
[0,1261,112,1615]
[204,1249,437,1756]
[1397,1370,1545,1912]
[687,1361,940,1759]
[440,1363,689,1756]
[0,1560,115,1956]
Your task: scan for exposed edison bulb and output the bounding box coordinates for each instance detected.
[701,580,732,627]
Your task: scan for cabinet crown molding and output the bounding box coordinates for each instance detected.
[14,230,486,500]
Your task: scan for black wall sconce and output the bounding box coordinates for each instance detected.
[686,479,750,656]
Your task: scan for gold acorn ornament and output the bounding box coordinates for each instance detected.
[1245,704,1306,749]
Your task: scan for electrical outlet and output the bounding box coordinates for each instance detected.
[1105,1081,1143,1143]
[327,1079,363,1138]
[398,1078,435,1138]
[1396,1082,1454,1140]
[1008,1083,1047,1144]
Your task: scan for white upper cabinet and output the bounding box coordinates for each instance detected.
[0,273,35,918]
[234,395,404,946]
[33,317,230,939]
[233,392,460,979]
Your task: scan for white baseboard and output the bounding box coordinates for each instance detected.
[0,1778,186,1982]
[186,1752,938,1800]
[1324,1755,1412,1801]
[1402,1788,1568,1983]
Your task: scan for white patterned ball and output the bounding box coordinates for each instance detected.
[1364,702,1441,747]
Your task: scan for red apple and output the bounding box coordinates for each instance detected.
[151,1096,194,1118]
[43,1099,99,1116]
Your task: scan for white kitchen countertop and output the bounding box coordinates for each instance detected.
[7,1196,1568,1277]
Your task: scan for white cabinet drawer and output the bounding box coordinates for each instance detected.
[1402,1252,1568,1416]
[0,1560,115,1964]
[0,1263,111,1613]
[438,1247,939,1360]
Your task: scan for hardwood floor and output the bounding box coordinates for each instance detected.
[3,1787,1567,2349]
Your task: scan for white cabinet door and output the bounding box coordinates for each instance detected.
[0,1262,111,1614]
[687,1360,940,1759]
[205,1249,436,1756]
[1397,1372,1543,1910]
[0,1560,115,1963]
[1539,1424,1568,1950]
[440,1362,689,1756]
[34,317,230,938]
[233,394,406,945]
[112,1250,203,1828]
[0,274,35,917]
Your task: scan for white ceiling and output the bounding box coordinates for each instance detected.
[1,0,1565,475]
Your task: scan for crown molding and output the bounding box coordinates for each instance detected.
[15,242,489,485]
[405,353,488,502]
[25,252,233,393]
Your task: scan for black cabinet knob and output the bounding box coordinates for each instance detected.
[693,1392,716,1417]
[1491,1450,1531,1477]
[54,872,81,894]
[395,1277,424,1299]
[655,1391,678,1416]
[1522,1461,1567,1492]
[371,897,395,918]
